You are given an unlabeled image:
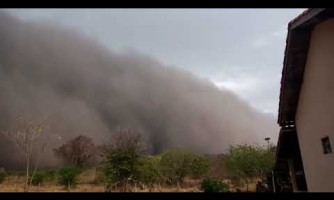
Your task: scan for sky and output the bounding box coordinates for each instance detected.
[6,8,305,118]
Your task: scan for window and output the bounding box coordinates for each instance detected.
[321,136,332,154]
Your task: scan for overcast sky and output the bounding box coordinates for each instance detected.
[6,9,305,118]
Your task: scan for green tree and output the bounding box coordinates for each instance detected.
[58,165,82,189]
[225,143,275,191]
[189,154,210,178]
[160,149,209,184]
[137,155,163,189]
[101,128,144,191]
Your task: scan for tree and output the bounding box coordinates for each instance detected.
[0,116,47,192]
[101,128,144,191]
[160,149,209,184]
[53,135,96,166]
[137,155,163,189]
[189,154,210,178]
[58,165,82,190]
[225,143,275,191]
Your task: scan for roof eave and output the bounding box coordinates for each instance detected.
[277,8,329,126]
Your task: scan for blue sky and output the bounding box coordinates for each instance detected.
[7,8,305,117]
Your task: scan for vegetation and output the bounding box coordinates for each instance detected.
[30,171,45,186]
[0,171,6,184]
[92,171,106,185]
[138,155,163,188]
[53,135,96,166]
[201,177,228,192]
[225,143,275,191]
[101,128,144,191]
[0,121,276,193]
[58,165,82,189]
[189,154,210,178]
[160,149,209,184]
[0,117,47,192]
[5,170,26,177]
[30,170,57,186]
[43,170,57,181]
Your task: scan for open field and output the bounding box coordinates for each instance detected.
[0,171,257,192]
[0,183,257,192]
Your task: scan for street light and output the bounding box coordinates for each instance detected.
[265,137,271,150]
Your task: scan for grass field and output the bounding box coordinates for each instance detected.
[0,168,257,192]
[0,178,257,192]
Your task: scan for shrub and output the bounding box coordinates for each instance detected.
[6,170,25,176]
[101,129,144,191]
[160,149,209,183]
[138,155,162,187]
[58,165,82,188]
[189,154,210,178]
[201,177,228,192]
[225,144,275,180]
[30,169,57,186]
[0,171,6,183]
[31,171,45,186]
[43,170,57,181]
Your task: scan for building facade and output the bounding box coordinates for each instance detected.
[275,9,334,192]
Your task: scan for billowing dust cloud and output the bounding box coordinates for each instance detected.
[0,12,278,168]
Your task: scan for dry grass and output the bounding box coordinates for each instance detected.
[0,184,105,192]
[0,169,257,192]
[0,181,255,192]
[0,182,200,192]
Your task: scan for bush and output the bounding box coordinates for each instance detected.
[58,166,82,188]
[6,170,25,176]
[189,154,210,178]
[31,171,45,186]
[160,149,209,183]
[101,129,144,191]
[30,170,56,186]
[30,169,57,186]
[225,144,275,181]
[43,170,57,181]
[201,177,228,192]
[0,171,6,183]
[138,155,162,187]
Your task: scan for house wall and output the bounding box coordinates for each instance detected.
[296,19,334,192]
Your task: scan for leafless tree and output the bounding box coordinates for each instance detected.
[109,127,148,154]
[53,135,96,166]
[0,116,47,192]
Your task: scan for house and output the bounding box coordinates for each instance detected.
[274,8,334,192]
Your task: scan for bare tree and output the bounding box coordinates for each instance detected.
[109,127,143,150]
[53,135,96,166]
[0,116,47,192]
